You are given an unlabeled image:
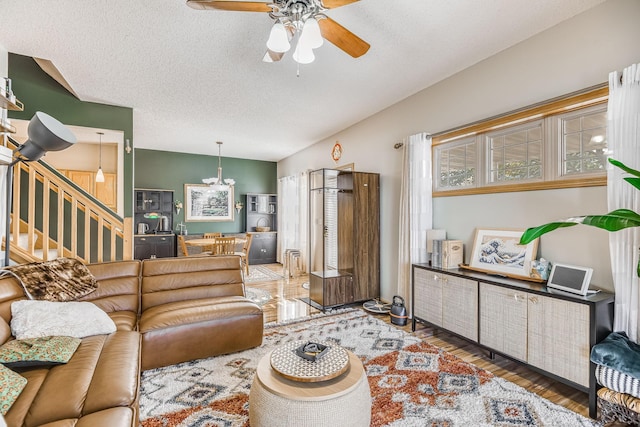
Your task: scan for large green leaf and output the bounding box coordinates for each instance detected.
[519,209,640,245]
[609,158,640,178]
[519,222,578,244]
[624,177,640,191]
[521,158,640,276]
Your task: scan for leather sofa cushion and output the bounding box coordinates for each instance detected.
[5,331,140,427]
[139,296,262,333]
[108,311,138,331]
[84,261,140,316]
[141,256,244,311]
[139,296,263,370]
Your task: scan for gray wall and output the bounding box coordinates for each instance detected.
[278,0,640,298]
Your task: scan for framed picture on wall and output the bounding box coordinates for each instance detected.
[184,184,234,222]
[469,228,538,280]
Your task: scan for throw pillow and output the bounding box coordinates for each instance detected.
[7,257,98,301]
[10,300,116,340]
[0,364,26,415]
[0,336,81,368]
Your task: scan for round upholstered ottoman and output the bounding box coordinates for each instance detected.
[249,348,371,427]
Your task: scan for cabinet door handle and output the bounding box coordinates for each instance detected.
[513,294,524,302]
[433,275,439,281]
[529,296,538,304]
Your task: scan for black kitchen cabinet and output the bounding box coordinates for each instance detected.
[248,232,277,264]
[134,188,175,260]
[134,234,175,260]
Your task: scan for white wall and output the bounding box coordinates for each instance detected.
[278,0,640,297]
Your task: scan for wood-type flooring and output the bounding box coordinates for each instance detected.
[252,263,621,423]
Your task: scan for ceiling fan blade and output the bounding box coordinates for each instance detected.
[318,17,370,58]
[321,0,360,9]
[186,0,271,12]
[263,49,286,63]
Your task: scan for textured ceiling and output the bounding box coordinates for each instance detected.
[0,0,605,161]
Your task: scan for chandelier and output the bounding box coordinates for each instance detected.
[265,0,326,64]
[203,141,235,189]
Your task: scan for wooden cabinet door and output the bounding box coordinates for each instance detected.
[353,172,380,301]
[324,275,354,307]
[527,294,590,387]
[95,173,116,209]
[443,275,478,342]
[413,268,443,327]
[479,283,528,361]
[67,170,94,194]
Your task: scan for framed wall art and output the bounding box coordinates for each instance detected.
[184,184,234,222]
[468,228,539,280]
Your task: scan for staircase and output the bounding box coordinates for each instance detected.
[4,137,125,265]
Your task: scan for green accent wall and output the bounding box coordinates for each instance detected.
[7,53,134,216]
[135,148,277,234]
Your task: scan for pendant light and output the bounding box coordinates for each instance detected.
[202,141,235,189]
[96,132,105,183]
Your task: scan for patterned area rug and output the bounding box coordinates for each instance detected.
[244,265,284,283]
[139,310,598,426]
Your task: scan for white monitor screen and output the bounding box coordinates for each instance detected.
[547,263,593,296]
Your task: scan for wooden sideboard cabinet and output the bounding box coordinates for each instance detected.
[412,263,613,419]
[414,268,478,342]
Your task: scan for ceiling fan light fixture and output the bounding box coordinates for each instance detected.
[293,40,315,64]
[300,17,323,49]
[266,22,291,53]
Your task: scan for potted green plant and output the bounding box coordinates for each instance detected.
[519,158,640,276]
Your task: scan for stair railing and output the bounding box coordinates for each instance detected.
[5,138,124,264]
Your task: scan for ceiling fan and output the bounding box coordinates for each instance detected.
[186,0,370,64]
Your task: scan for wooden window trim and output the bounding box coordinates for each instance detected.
[432,84,608,196]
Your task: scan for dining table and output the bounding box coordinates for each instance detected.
[184,237,246,248]
[184,237,246,256]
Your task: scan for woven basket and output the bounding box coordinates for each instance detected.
[256,218,270,232]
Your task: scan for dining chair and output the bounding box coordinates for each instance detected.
[234,233,254,275]
[210,237,236,256]
[177,235,190,257]
[203,232,223,254]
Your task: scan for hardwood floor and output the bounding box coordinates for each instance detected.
[249,264,592,419]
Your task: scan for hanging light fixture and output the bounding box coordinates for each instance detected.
[263,0,327,65]
[202,141,235,189]
[266,21,291,53]
[95,132,105,183]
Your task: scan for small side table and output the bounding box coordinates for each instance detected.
[249,347,371,427]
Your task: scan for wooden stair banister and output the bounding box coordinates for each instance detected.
[5,137,126,264]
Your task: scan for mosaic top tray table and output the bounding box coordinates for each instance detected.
[270,340,350,382]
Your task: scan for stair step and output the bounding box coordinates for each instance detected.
[33,249,60,260]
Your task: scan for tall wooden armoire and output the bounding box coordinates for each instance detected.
[308,168,380,309]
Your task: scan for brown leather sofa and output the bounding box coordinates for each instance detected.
[0,255,263,427]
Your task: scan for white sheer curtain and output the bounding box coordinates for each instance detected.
[397,133,432,315]
[277,171,309,272]
[607,63,640,342]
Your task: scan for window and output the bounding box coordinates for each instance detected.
[435,138,476,190]
[558,106,608,177]
[432,85,608,196]
[487,121,543,184]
